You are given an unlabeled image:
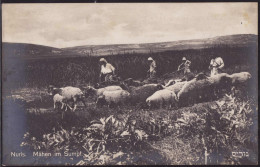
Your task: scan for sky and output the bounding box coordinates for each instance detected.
[2,3,258,48]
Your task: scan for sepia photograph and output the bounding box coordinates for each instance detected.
[1,2,258,166]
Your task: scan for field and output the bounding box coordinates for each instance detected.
[3,84,258,165]
[2,34,257,90]
[2,35,258,165]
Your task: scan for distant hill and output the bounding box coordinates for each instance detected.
[2,42,82,59]
[3,34,257,59]
[64,34,257,56]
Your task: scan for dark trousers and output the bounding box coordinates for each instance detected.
[100,73,113,82]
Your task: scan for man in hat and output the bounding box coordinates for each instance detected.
[209,56,224,76]
[99,58,115,82]
[147,57,157,79]
[178,57,191,74]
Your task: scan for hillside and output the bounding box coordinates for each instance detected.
[63,34,257,56]
[2,42,82,59]
[2,34,257,59]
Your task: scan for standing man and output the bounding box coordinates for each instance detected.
[178,57,191,74]
[99,58,115,82]
[147,57,157,79]
[209,56,224,76]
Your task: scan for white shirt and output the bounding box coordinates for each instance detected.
[149,60,156,72]
[101,63,115,74]
[210,57,224,69]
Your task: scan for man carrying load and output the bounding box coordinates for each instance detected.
[209,56,224,76]
[178,57,191,75]
[99,58,115,82]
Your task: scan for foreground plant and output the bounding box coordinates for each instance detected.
[21,93,257,165]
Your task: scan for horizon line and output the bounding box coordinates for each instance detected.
[2,33,257,49]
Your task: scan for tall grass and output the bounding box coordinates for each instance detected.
[3,44,257,91]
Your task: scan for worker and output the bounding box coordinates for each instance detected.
[99,58,115,82]
[209,56,224,76]
[178,57,191,74]
[147,57,157,79]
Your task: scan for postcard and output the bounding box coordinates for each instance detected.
[1,2,258,166]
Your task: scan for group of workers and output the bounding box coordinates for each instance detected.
[98,56,224,82]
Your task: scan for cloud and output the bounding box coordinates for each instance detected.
[2,3,258,48]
